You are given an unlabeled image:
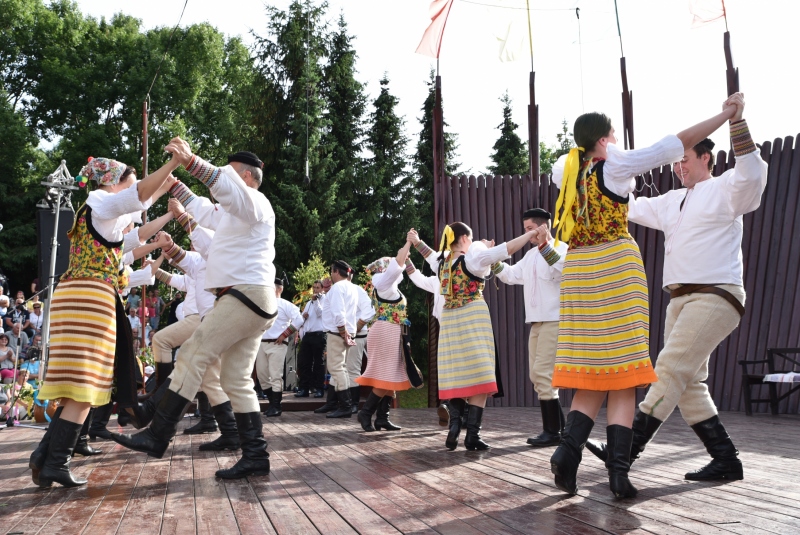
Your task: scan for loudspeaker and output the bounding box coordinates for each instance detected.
[36,208,74,299]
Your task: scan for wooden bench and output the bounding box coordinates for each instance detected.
[739,347,800,415]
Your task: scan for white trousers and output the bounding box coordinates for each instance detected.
[256,341,288,392]
[152,314,200,363]
[325,333,351,392]
[528,321,560,401]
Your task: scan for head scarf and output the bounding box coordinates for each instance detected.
[363,257,392,297]
[77,157,127,187]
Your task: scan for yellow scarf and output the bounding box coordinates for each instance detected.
[553,147,586,246]
[438,225,455,295]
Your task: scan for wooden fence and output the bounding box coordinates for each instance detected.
[429,135,800,414]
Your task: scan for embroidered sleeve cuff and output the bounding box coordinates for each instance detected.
[170,180,197,207]
[337,325,348,336]
[415,240,433,258]
[356,319,367,332]
[176,212,197,234]
[186,154,224,189]
[155,269,171,285]
[281,326,297,338]
[405,258,415,274]
[538,241,561,266]
[730,119,757,156]
[163,242,187,265]
[491,262,504,275]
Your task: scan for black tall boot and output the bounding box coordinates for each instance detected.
[463,405,490,451]
[137,362,174,402]
[437,401,450,427]
[37,418,88,488]
[30,406,63,485]
[199,401,241,451]
[74,408,103,457]
[445,398,466,451]
[685,415,743,481]
[350,386,361,414]
[89,402,113,440]
[586,411,663,464]
[605,425,638,498]
[527,399,564,447]
[110,389,191,458]
[184,392,217,434]
[314,387,338,414]
[216,413,270,479]
[374,396,401,431]
[265,390,282,417]
[550,411,595,495]
[326,389,352,418]
[357,392,381,432]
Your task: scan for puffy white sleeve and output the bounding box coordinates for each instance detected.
[190,226,215,259]
[174,251,203,280]
[371,259,403,299]
[552,154,568,189]
[123,228,144,254]
[122,251,135,267]
[409,270,439,294]
[127,267,155,288]
[627,193,666,231]
[723,152,769,217]
[87,183,152,221]
[464,241,510,276]
[289,304,305,330]
[166,273,188,292]
[494,254,527,286]
[603,136,684,196]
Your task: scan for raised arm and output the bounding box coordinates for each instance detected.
[137,159,180,202]
[136,212,174,244]
[677,97,738,150]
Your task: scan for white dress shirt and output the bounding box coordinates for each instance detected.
[354,285,376,335]
[185,162,276,290]
[301,295,325,334]
[85,183,152,244]
[165,270,199,317]
[321,279,360,334]
[262,298,304,340]
[628,151,768,288]
[495,241,568,323]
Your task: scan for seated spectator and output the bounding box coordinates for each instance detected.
[28,302,44,334]
[0,333,15,383]
[20,357,39,385]
[15,290,26,307]
[3,299,31,336]
[147,328,157,347]
[0,295,8,316]
[127,287,142,312]
[1,369,32,420]
[128,306,142,333]
[25,333,43,362]
[4,324,28,361]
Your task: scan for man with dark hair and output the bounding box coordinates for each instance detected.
[317,260,359,418]
[295,280,327,398]
[492,208,568,447]
[587,93,768,481]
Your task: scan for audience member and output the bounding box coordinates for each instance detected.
[4,299,30,334]
[128,307,142,334]
[0,333,15,383]
[0,295,9,316]
[127,287,142,312]
[5,324,29,358]
[29,302,44,333]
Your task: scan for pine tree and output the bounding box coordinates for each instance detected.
[487,92,528,176]
[540,119,575,175]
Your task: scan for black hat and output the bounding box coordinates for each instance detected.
[228,151,264,169]
[523,208,551,220]
[274,278,285,287]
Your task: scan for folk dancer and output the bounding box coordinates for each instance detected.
[295,281,327,398]
[346,273,376,413]
[585,94,767,482]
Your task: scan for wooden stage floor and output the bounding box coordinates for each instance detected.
[0,408,798,535]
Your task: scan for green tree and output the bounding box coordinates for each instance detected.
[540,119,575,174]
[487,92,528,176]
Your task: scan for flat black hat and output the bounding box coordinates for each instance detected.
[274,278,285,287]
[523,208,552,220]
[228,151,264,169]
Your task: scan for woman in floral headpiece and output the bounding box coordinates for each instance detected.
[30,155,178,489]
[408,224,534,451]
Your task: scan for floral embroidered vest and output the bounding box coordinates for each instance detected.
[569,160,632,248]
[372,291,411,327]
[440,255,485,309]
[61,204,128,291]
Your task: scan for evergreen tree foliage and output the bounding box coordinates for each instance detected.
[487,92,528,176]
[540,119,575,174]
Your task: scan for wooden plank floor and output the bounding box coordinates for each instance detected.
[1,408,798,535]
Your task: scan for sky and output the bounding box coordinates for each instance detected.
[73,0,799,174]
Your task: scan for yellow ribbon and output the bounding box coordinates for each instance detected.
[552,147,585,246]
[438,225,455,296]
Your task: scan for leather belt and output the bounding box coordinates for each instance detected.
[327,331,355,337]
[215,287,278,320]
[355,334,368,339]
[669,284,745,317]
[262,338,288,345]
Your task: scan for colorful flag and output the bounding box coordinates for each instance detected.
[689,0,726,28]
[416,0,455,58]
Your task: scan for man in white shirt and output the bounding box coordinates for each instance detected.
[492,208,568,448]
[586,95,767,482]
[342,275,376,414]
[112,141,278,480]
[256,278,304,417]
[318,260,360,418]
[295,281,326,398]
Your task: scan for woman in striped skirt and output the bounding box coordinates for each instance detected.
[31,156,177,488]
[356,242,416,432]
[409,223,533,450]
[548,104,742,498]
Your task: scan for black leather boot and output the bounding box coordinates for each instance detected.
[265,390,282,417]
[445,398,466,450]
[89,402,113,440]
[37,418,88,488]
[137,362,174,402]
[184,392,218,434]
[30,406,63,485]
[199,401,241,451]
[326,389,352,418]
[111,389,191,458]
[685,415,743,481]
[527,399,564,447]
[216,413,270,479]
[605,425,638,498]
[375,396,401,431]
[437,402,450,427]
[357,392,381,432]
[314,387,338,413]
[350,386,361,414]
[463,405,490,451]
[586,410,663,464]
[74,408,103,457]
[550,411,594,495]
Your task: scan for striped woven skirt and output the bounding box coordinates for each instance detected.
[356,321,412,391]
[38,278,119,406]
[552,238,657,391]
[438,299,498,398]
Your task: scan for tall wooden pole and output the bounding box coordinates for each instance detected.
[527,71,540,192]
[429,74,444,409]
[140,99,149,351]
[620,57,634,150]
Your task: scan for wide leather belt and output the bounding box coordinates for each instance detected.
[669,284,745,317]
[262,338,288,345]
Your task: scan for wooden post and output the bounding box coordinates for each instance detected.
[527,71,540,195]
[140,99,149,351]
[724,31,739,96]
[620,57,634,150]
[428,75,444,408]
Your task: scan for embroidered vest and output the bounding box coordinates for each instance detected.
[62,204,128,291]
[439,255,485,309]
[372,291,411,327]
[569,160,632,248]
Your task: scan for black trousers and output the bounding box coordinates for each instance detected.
[297,332,326,391]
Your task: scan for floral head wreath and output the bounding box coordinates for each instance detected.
[76,156,127,188]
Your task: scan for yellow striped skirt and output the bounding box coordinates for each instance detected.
[437,299,498,398]
[38,278,118,406]
[553,238,657,391]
